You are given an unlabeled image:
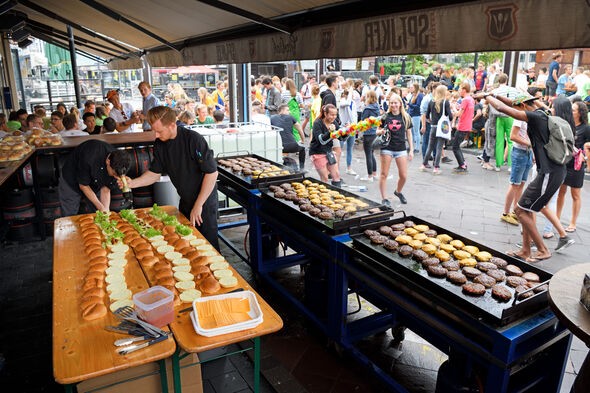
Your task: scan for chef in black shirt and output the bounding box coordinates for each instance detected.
[59,140,132,215]
[121,106,219,250]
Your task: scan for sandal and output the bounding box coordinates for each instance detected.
[506,250,525,260]
[526,255,551,263]
[543,232,554,239]
[565,227,576,233]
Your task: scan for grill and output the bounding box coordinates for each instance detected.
[259,177,394,235]
[349,214,552,326]
[216,153,304,189]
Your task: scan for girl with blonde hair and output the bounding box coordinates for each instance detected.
[377,93,413,205]
[420,85,452,174]
[197,87,214,107]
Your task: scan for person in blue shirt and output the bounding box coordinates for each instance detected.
[138,81,161,131]
[545,51,562,97]
[556,65,573,96]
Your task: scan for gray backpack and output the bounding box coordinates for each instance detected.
[545,116,574,165]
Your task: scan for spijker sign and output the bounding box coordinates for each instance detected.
[144,0,590,68]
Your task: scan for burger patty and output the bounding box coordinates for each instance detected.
[379,226,393,235]
[492,285,512,301]
[391,223,406,231]
[506,276,528,288]
[475,262,497,272]
[403,220,416,228]
[364,229,378,238]
[383,240,399,251]
[533,284,548,293]
[441,260,460,271]
[522,272,540,282]
[412,249,429,261]
[505,264,523,276]
[421,257,440,268]
[427,265,448,277]
[398,245,413,257]
[489,257,508,268]
[446,271,467,285]
[462,267,483,279]
[462,282,486,296]
[370,235,388,244]
[486,269,506,282]
[474,274,496,288]
[515,285,534,299]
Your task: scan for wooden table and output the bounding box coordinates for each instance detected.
[53,214,176,392]
[548,263,590,393]
[0,149,34,187]
[159,207,284,393]
[38,131,156,152]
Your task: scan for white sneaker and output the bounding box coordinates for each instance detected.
[346,168,357,176]
[460,140,468,148]
[494,166,500,172]
[387,175,393,180]
[360,177,374,182]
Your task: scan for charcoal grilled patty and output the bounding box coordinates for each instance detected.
[441,260,460,271]
[462,282,486,296]
[489,257,508,268]
[427,265,448,277]
[447,271,467,284]
[476,262,497,272]
[487,269,506,282]
[462,267,482,279]
[506,276,528,287]
[474,274,496,288]
[492,285,512,301]
[505,264,523,276]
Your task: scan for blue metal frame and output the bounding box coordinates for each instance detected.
[216,179,572,393]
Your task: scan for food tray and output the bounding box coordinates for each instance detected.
[259,177,394,235]
[190,290,263,337]
[348,214,552,326]
[216,153,304,189]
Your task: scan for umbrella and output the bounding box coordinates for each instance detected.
[45,43,72,80]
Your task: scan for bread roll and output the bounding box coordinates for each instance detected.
[164,234,180,245]
[192,265,210,275]
[141,255,158,266]
[155,269,173,281]
[135,242,151,252]
[191,256,209,267]
[185,251,200,261]
[85,271,104,281]
[89,262,108,273]
[173,239,189,250]
[130,238,146,248]
[162,225,177,235]
[80,296,102,311]
[136,249,154,260]
[85,244,103,256]
[219,276,238,289]
[200,276,220,294]
[123,234,140,245]
[178,247,193,256]
[89,256,108,266]
[153,263,170,275]
[82,231,100,241]
[84,238,102,247]
[79,216,95,224]
[83,277,104,290]
[174,271,194,282]
[151,240,168,248]
[82,303,107,321]
[89,248,107,259]
[157,277,175,287]
[179,289,201,303]
[172,265,191,273]
[83,287,104,299]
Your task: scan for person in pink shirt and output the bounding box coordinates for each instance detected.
[451,82,474,173]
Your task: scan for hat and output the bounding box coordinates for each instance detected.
[551,51,563,59]
[512,93,539,106]
[105,90,119,100]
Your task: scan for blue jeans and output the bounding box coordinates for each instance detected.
[345,135,355,167]
[509,148,533,185]
[421,123,431,159]
[411,116,421,153]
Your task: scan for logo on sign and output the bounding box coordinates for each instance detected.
[320,29,335,51]
[248,40,256,58]
[485,4,519,43]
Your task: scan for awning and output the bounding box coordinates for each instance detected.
[11,0,590,68]
[153,66,219,74]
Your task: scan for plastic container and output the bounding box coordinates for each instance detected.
[189,290,263,337]
[132,286,174,328]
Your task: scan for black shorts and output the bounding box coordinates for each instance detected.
[545,80,557,97]
[563,162,586,188]
[517,166,566,212]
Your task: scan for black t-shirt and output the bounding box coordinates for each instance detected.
[270,114,297,146]
[525,110,564,173]
[426,100,452,128]
[472,103,486,130]
[381,112,409,152]
[309,118,333,156]
[574,123,590,149]
[320,89,341,127]
[149,126,217,214]
[61,140,116,193]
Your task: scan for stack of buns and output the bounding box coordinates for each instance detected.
[0,138,32,162]
[79,215,108,321]
[25,129,62,147]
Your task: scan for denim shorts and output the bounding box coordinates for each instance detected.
[381,149,407,158]
[510,147,533,184]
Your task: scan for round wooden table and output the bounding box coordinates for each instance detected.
[548,263,590,393]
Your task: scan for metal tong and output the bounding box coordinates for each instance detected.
[112,306,168,337]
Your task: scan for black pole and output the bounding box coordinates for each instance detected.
[67,25,81,108]
[473,52,479,68]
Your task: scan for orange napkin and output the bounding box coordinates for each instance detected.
[196,298,252,329]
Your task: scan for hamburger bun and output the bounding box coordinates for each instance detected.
[192,265,210,275]
[85,244,103,256]
[79,216,95,224]
[190,256,209,266]
[89,248,107,259]
[123,234,140,245]
[82,231,100,241]
[157,277,175,287]
[135,242,151,252]
[173,239,189,250]
[83,287,104,299]
[178,247,193,256]
[164,234,180,244]
[136,249,154,260]
[185,250,200,260]
[200,276,220,294]
[153,261,170,272]
[83,238,102,248]
[155,269,173,281]
[162,225,177,235]
[82,303,107,321]
[80,296,102,311]
[88,263,108,273]
[83,278,104,291]
[130,238,146,248]
[85,271,105,281]
[89,256,108,266]
[141,255,158,266]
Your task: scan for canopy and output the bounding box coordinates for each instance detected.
[153,66,219,74]
[11,0,590,68]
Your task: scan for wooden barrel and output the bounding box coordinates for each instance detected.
[40,186,61,234]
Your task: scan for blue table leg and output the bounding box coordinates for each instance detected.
[158,358,169,393]
[254,337,260,393]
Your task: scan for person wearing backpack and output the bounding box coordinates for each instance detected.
[420,85,451,174]
[482,93,575,262]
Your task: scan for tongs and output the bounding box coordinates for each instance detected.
[116,334,170,355]
[112,306,167,337]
